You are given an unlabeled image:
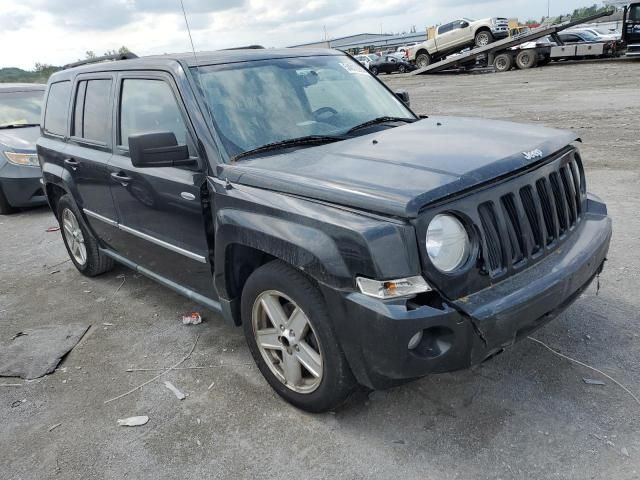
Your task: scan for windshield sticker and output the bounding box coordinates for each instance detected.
[339,62,369,75]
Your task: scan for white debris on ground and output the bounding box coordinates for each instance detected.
[182,312,202,325]
[164,381,186,400]
[117,416,149,427]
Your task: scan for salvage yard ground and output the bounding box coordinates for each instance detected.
[2,59,640,480]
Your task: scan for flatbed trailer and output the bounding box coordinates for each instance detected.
[412,10,617,75]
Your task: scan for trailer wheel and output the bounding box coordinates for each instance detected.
[493,53,513,72]
[515,49,538,69]
[416,53,431,68]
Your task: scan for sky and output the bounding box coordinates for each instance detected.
[1,0,605,69]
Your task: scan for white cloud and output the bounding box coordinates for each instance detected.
[1,0,605,69]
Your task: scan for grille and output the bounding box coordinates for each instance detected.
[477,153,584,275]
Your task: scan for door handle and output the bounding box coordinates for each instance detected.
[110,172,133,186]
[64,158,79,170]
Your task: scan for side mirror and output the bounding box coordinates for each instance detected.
[128,132,195,168]
[395,90,411,107]
[460,21,469,28]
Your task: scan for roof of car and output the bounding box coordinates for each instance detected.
[49,48,345,82]
[0,83,46,92]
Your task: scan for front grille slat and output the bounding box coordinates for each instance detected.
[474,151,585,277]
[549,172,569,236]
[520,186,543,255]
[478,202,503,273]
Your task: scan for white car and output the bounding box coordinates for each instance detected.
[354,54,378,69]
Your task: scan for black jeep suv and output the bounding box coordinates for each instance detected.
[38,49,612,412]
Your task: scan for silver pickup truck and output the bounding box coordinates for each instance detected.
[408,17,509,67]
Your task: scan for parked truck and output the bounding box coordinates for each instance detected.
[623,2,640,56]
[408,17,510,68]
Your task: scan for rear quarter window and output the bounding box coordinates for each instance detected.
[44,81,71,136]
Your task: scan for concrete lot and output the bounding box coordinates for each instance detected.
[2,60,640,479]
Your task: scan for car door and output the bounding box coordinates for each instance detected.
[446,20,469,47]
[107,72,214,298]
[385,56,397,73]
[435,22,455,50]
[65,75,120,243]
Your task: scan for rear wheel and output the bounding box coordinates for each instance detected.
[515,49,538,69]
[57,194,113,277]
[0,187,17,215]
[475,30,494,47]
[493,53,514,72]
[416,53,431,68]
[242,261,357,412]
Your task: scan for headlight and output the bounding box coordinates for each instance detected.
[357,276,431,299]
[426,214,471,273]
[4,152,39,167]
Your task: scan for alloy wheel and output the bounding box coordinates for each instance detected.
[252,290,323,394]
[62,208,87,266]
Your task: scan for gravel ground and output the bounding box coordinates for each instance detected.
[1,59,639,480]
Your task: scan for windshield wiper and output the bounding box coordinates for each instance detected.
[0,123,40,130]
[346,116,416,135]
[232,135,347,162]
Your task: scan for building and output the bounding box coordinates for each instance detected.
[289,32,427,53]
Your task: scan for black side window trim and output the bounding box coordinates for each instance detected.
[114,73,198,158]
[43,80,71,138]
[69,75,114,149]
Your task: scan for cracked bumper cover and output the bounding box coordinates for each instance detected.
[321,195,611,390]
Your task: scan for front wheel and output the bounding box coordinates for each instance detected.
[475,30,494,47]
[242,261,357,413]
[370,66,379,75]
[398,64,407,73]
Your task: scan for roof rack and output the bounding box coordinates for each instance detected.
[220,45,265,51]
[63,52,138,70]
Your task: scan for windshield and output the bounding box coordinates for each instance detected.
[192,55,414,158]
[580,31,599,41]
[0,90,44,127]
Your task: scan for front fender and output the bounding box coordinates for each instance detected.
[210,177,422,305]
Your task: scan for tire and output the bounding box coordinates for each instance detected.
[475,30,494,47]
[241,261,357,413]
[538,56,551,66]
[398,64,406,74]
[56,194,113,277]
[0,186,17,215]
[416,53,431,68]
[370,66,379,75]
[515,49,538,69]
[493,53,514,72]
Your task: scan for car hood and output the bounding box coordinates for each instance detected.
[0,126,39,152]
[219,116,578,219]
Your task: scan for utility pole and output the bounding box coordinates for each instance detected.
[547,0,551,18]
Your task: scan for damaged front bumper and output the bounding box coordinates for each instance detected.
[321,194,611,390]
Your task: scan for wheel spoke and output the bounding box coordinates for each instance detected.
[295,341,322,378]
[260,295,288,329]
[281,352,302,387]
[256,328,282,351]
[287,307,308,338]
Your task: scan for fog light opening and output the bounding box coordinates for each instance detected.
[408,331,424,350]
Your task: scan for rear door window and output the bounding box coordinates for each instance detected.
[72,79,112,144]
[44,81,71,136]
[438,23,453,34]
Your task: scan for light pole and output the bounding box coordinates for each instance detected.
[547,0,550,19]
